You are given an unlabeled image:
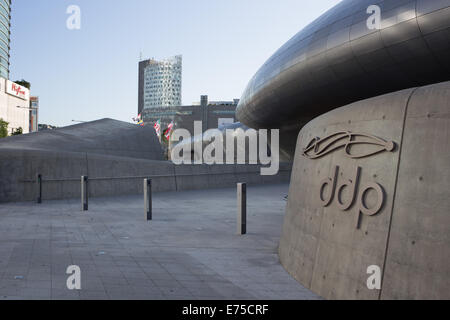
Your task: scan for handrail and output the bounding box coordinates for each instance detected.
[19,168,291,183]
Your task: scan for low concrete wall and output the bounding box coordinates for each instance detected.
[279,81,450,300]
[0,148,291,203]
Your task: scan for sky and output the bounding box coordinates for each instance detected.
[9,0,341,127]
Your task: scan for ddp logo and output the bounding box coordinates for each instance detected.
[302,131,397,229]
[319,166,385,229]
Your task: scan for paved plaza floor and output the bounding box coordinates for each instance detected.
[0,183,320,300]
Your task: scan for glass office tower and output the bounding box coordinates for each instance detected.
[0,0,10,79]
[138,55,182,113]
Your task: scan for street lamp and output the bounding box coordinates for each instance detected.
[16,106,38,110]
[71,120,88,123]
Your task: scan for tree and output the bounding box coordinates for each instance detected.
[14,79,31,90]
[0,118,8,138]
[11,127,23,136]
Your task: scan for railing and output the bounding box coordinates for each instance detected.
[19,168,291,183]
[14,166,291,208]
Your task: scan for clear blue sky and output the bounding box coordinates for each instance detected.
[10,0,341,126]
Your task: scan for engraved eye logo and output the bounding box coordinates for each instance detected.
[302,131,396,160]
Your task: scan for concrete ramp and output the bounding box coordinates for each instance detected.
[0,118,164,161]
[0,118,292,202]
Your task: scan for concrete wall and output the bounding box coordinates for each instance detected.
[279,81,450,300]
[380,81,450,299]
[0,147,291,203]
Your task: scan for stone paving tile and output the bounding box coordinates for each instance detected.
[79,290,109,300]
[125,278,154,287]
[51,289,80,300]
[24,280,52,290]
[144,272,175,280]
[100,276,128,286]
[0,184,320,300]
[152,278,183,288]
[79,279,105,291]
[18,287,52,300]
[187,286,224,298]
[177,280,213,289]
[160,287,195,298]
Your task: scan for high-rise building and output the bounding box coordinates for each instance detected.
[0,0,10,79]
[29,96,39,132]
[138,55,182,114]
[0,2,29,135]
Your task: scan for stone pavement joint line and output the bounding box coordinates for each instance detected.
[0,184,320,300]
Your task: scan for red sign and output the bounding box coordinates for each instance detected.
[6,80,30,100]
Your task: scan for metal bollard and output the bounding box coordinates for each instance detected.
[81,176,89,211]
[144,179,152,221]
[237,183,247,235]
[36,174,42,204]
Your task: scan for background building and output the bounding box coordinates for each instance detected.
[0,78,30,134]
[29,96,38,132]
[138,55,182,114]
[192,98,240,106]
[141,95,238,135]
[0,0,10,79]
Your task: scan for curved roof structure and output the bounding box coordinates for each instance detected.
[236,0,450,129]
[0,118,164,161]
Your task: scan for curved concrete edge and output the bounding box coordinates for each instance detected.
[0,148,292,203]
[0,118,165,161]
[278,81,450,300]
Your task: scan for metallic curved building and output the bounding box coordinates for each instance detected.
[0,0,10,79]
[241,0,450,299]
[237,0,450,135]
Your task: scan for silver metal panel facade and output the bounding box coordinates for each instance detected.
[236,0,450,129]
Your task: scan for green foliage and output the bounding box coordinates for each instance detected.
[14,79,31,89]
[11,127,23,136]
[0,118,8,138]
